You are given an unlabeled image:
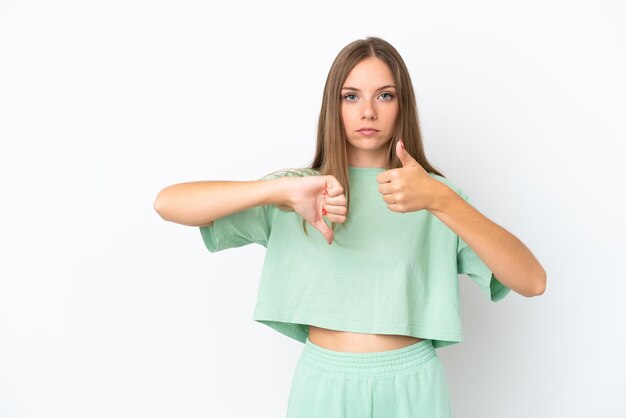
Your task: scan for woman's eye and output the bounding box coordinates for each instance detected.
[344,93,357,101]
[379,92,394,101]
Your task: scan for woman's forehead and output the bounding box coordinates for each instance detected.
[343,57,395,88]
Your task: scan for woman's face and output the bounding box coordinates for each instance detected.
[341,56,399,168]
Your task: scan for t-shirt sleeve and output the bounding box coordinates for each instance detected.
[198,175,276,253]
[199,204,272,252]
[456,193,511,302]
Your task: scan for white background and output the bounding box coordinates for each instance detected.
[1,0,624,417]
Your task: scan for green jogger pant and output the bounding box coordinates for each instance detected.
[286,338,452,418]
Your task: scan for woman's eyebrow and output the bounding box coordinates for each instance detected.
[341,85,396,91]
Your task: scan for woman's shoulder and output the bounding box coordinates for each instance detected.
[259,167,320,180]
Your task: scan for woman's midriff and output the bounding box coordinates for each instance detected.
[308,325,423,353]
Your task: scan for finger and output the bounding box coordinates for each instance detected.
[325,194,347,206]
[396,139,419,167]
[386,202,407,213]
[325,176,345,198]
[325,213,346,223]
[377,182,395,195]
[375,168,397,184]
[324,204,347,216]
[381,193,398,204]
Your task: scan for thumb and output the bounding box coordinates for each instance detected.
[396,138,418,167]
[313,218,334,245]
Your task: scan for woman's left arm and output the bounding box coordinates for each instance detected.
[429,185,547,297]
[379,139,547,298]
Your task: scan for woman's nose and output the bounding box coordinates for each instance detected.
[361,100,377,120]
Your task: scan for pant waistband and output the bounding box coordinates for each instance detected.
[298,337,437,377]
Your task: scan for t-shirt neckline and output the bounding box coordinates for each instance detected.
[348,165,387,178]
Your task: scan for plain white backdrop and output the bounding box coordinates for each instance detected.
[1,0,624,417]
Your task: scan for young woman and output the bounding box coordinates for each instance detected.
[154,37,546,418]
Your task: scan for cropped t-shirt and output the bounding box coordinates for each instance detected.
[199,166,510,348]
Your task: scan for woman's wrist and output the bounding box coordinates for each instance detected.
[264,177,298,210]
[427,182,458,214]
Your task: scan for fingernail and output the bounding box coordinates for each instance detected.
[322,208,327,215]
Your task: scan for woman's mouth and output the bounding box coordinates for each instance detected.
[357,128,379,136]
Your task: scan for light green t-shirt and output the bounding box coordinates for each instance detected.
[199,166,510,348]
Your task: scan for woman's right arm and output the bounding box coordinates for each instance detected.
[153,178,295,227]
[153,175,347,244]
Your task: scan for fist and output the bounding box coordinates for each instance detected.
[287,175,347,244]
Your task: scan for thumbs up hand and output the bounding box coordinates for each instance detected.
[376,138,442,213]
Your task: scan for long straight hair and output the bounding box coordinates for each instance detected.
[299,37,445,234]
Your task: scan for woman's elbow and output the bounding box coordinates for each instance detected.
[153,189,172,221]
[526,268,547,297]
